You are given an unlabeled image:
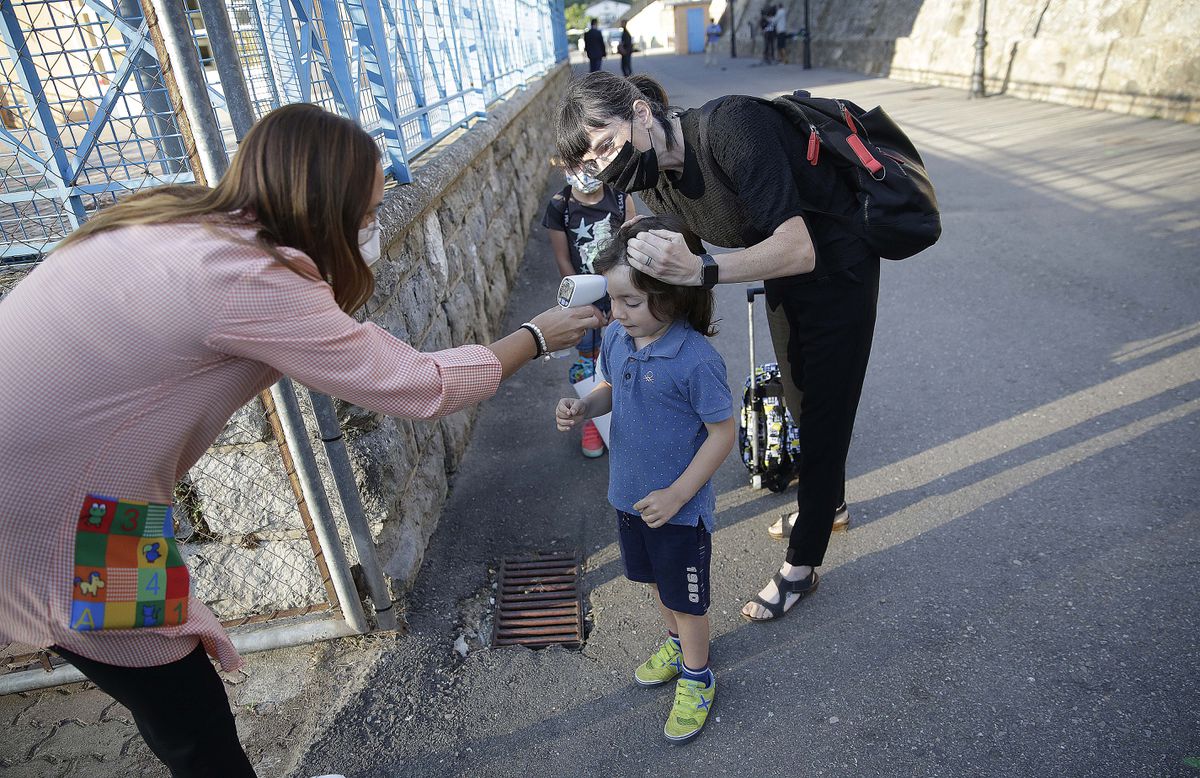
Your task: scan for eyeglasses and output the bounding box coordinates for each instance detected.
[577,118,632,178]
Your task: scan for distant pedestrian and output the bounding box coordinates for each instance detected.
[542,161,636,457]
[555,215,735,743]
[584,18,606,72]
[618,20,634,76]
[0,103,598,777]
[773,4,789,63]
[761,5,777,64]
[704,18,721,66]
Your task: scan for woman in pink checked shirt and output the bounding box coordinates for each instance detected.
[0,103,597,776]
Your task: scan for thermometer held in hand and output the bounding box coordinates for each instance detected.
[557,274,607,308]
[550,275,607,358]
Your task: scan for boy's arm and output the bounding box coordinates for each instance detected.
[625,195,636,220]
[549,229,575,278]
[580,381,613,418]
[635,417,735,528]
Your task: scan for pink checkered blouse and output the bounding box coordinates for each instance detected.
[0,219,501,671]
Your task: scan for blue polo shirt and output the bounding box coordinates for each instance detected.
[599,319,733,532]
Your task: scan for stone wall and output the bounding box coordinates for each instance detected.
[319,63,574,599]
[740,0,1198,123]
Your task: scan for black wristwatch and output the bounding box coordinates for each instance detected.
[699,253,719,289]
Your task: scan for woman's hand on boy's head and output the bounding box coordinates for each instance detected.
[626,230,702,287]
[555,397,587,431]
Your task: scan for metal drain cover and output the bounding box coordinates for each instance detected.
[491,551,583,648]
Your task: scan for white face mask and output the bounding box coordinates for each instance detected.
[358,223,382,267]
[566,170,603,194]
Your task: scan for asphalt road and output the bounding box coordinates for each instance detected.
[297,51,1200,778]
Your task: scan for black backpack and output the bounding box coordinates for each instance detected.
[700,91,941,260]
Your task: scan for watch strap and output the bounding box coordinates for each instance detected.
[700,253,719,289]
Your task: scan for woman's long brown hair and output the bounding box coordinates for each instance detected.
[55,103,380,313]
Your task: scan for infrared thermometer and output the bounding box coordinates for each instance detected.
[556,274,607,309]
[555,275,611,446]
[549,275,607,359]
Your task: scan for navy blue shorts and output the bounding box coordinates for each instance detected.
[617,510,711,616]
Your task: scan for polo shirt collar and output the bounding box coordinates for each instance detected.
[623,319,689,361]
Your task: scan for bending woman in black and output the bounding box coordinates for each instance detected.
[556,72,880,621]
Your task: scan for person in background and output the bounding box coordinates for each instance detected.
[618,20,634,77]
[542,159,636,457]
[0,103,597,777]
[555,215,734,742]
[584,18,606,73]
[704,18,722,67]
[761,5,777,64]
[773,4,789,63]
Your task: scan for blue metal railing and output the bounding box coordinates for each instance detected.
[0,0,568,261]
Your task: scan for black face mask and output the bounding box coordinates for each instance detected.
[597,117,659,192]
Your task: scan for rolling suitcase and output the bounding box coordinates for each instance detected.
[739,286,801,492]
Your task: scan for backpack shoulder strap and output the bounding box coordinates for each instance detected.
[559,184,573,231]
[697,98,747,194]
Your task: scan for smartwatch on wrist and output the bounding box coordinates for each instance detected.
[699,253,719,289]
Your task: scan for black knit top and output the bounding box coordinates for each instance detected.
[639,95,876,303]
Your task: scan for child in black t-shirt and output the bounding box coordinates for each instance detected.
[542,166,635,458]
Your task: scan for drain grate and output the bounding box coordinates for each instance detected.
[491,551,584,649]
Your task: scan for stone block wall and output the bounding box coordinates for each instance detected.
[743,0,1198,122]
[340,64,572,598]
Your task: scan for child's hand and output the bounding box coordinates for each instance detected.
[634,488,685,528]
[555,398,587,431]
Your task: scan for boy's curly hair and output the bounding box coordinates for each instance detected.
[593,215,718,337]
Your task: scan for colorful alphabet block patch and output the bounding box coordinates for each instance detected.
[70,493,189,632]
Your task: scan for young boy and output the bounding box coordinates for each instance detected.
[542,165,635,458]
[554,216,735,742]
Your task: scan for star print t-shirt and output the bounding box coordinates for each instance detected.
[541,184,626,275]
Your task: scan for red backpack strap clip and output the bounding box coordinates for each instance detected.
[837,101,884,177]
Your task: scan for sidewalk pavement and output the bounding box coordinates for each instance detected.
[4,51,1199,777]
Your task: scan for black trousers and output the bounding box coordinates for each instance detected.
[54,643,256,777]
[763,31,776,62]
[766,258,880,567]
[621,53,632,76]
[589,56,604,72]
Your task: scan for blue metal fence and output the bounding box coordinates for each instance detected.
[0,0,568,261]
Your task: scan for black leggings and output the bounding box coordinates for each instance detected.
[766,257,880,567]
[54,643,255,777]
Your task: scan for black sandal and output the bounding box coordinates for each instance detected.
[742,570,820,622]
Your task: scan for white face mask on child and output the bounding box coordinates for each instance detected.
[358,223,382,267]
[566,170,603,194]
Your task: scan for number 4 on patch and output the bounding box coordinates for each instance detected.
[145,572,160,595]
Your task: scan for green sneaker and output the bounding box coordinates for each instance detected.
[633,638,683,687]
[664,675,716,742]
